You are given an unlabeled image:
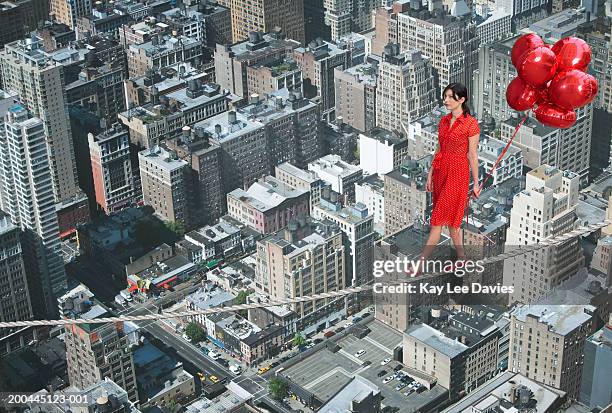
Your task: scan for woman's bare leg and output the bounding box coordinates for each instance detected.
[421,225,443,260]
[448,227,466,259]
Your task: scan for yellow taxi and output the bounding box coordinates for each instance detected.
[209,375,220,383]
[257,366,271,375]
[197,372,205,381]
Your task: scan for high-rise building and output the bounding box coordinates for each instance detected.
[0,0,50,47]
[503,165,584,305]
[0,35,80,203]
[384,160,431,235]
[334,61,377,133]
[323,0,378,41]
[61,286,138,403]
[50,0,91,29]
[294,39,351,121]
[376,44,437,135]
[0,105,67,318]
[0,210,35,356]
[304,0,331,43]
[495,0,549,30]
[165,126,225,227]
[359,127,408,176]
[255,217,346,317]
[396,5,479,100]
[89,125,137,215]
[509,304,595,399]
[215,0,305,44]
[579,318,612,409]
[139,145,191,228]
[580,14,612,113]
[214,31,301,99]
[312,192,374,288]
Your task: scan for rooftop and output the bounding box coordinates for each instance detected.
[319,376,380,413]
[405,323,469,358]
[342,62,378,86]
[186,287,236,311]
[275,162,320,183]
[526,7,587,42]
[227,31,300,61]
[309,154,362,179]
[511,304,596,335]
[138,145,188,172]
[228,176,307,213]
[441,371,565,413]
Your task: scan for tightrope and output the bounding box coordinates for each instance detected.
[0,219,609,329]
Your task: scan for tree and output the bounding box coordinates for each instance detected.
[185,322,205,342]
[236,289,252,317]
[268,377,289,400]
[165,220,185,236]
[292,332,306,348]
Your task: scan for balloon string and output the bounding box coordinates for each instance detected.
[465,111,530,228]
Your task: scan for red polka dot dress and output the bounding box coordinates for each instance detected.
[430,112,480,228]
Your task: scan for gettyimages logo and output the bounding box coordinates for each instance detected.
[373,257,485,278]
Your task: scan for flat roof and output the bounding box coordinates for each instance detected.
[511,304,595,335]
[405,323,468,358]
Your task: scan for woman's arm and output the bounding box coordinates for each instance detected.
[467,134,480,187]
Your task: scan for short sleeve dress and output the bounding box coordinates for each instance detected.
[429,113,480,228]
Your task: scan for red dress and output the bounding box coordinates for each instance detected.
[430,113,480,228]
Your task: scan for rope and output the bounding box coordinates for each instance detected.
[466,111,530,227]
[0,219,608,329]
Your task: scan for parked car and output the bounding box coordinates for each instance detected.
[377,370,388,377]
[354,349,366,357]
[258,366,271,375]
[229,365,242,375]
[336,327,345,333]
[404,388,414,396]
[314,338,323,344]
[395,382,407,391]
[393,364,403,372]
[345,322,354,327]
[381,358,391,365]
[208,351,221,360]
[209,375,220,383]
[383,375,394,384]
[323,331,336,338]
[352,316,362,323]
[361,312,371,318]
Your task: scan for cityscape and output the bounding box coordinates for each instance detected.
[0,0,610,412]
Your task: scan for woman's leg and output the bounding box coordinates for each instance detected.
[420,225,443,260]
[448,227,466,259]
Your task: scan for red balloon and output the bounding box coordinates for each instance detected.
[536,81,552,105]
[517,46,558,88]
[535,103,577,128]
[506,77,538,111]
[511,33,545,67]
[551,37,592,72]
[549,69,598,110]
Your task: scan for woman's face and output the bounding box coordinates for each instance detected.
[443,90,465,112]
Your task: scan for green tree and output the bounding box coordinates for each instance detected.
[292,332,306,348]
[185,322,205,342]
[236,289,250,305]
[268,377,289,400]
[165,220,185,236]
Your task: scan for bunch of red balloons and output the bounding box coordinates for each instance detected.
[506,33,598,128]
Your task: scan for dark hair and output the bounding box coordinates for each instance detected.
[443,83,471,116]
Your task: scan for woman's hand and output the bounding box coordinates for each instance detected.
[426,171,433,192]
[471,184,480,198]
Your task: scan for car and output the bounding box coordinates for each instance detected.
[394,370,404,378]
[324,331,336,338]
[208,351,221,360]
[377,369,388,378]
[362,360,371,367]
[352,316,362,323]
[218,359,229,367]
[182,334,192,343]
[209,375,219,383]
[305,342,315,349]
[395,382,407,391]
[345,322,354,327]
[229,365,242,375]
[361,312,371,318]
[354,349,366,357]
[197,372,205,381]
[403,388,414,396]
[336,327,345,333]
[270,361,280,368]
[258,366,271,375]
[383,375,394,384]
[393,364,403,372]
[381,358,391,365]
[314,338,323,344]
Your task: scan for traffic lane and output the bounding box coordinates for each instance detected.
[144,321,231,379]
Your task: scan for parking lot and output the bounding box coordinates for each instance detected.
[279,320,448,412]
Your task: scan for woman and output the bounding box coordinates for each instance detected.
[408,83,481,276]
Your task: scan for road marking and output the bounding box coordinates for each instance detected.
[304,367,351,389]
[363,336,393,354]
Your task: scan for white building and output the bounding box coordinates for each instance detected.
[476,9,512,46]
[0,105,67,317]
[502,165,584,305]
[308,154,363,202]
[355,175,385,234]
[359,128,408,176]
[478,136,523,186]
[275,162,324,214]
